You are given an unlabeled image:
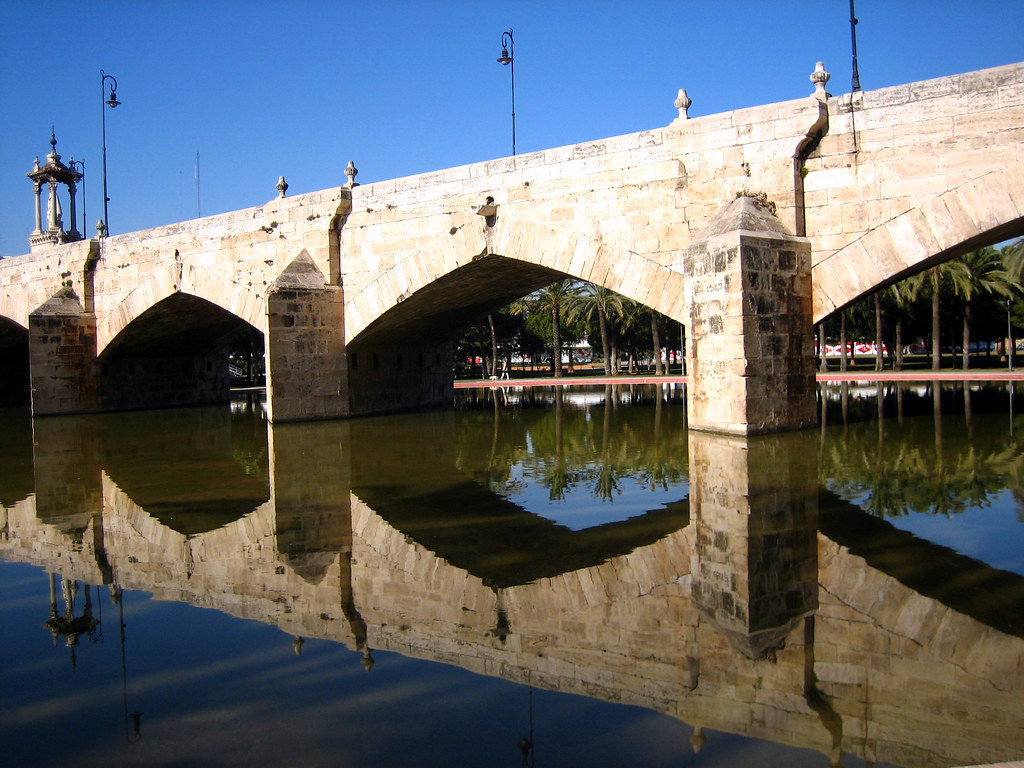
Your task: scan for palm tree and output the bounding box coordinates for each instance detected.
[929,267,942,369]
[1002,239,1024,365]
[532,280,579,377]
[1004,238,1024,282]
[948,247,1016,369]
[924,264,963,369]
[873,292,884,371]
[888,271,927,371]
[614,298,646,373]
[565,283,626,375]
[649,310,664,375]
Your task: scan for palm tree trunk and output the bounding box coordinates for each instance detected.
[598,307,612,375]
[488,313,498,378]
[650,311,663,375]
[840,310,849,372]
[895,318,904,371]
[552,302,562,377]
[874,293,883,372]
[931,269,941,370]
[962,302,972,370]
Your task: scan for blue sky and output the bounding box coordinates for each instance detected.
[2,0,1023,257]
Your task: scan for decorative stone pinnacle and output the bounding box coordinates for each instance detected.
[345,160,359,188]
[276,175,288,198]
[47,128,61,165]
[97,218,107,238]
[674,89,692,120]
[811,61,830,100]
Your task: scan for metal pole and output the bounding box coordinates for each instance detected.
[70,159,85,238]
[498,30,516,156]
[101,70,119,234]
[850,0,862,92]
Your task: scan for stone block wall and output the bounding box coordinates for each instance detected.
[96,350,231,411]
[28,293,98,415]
[265,252,348,422]
[684,196,816,434]
[346,338,454,416]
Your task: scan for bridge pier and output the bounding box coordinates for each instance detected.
[265,252,348,423]
[684,196,817,435]
[28,293,99,416]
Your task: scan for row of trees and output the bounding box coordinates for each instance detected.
[820,240,1024,371]
[458,239,1024,378]
[458,280,682,378]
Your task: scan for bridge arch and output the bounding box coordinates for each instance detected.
[98,259,267,355]
[345,216,690,347]
[812,161,1024,321]
[0,315,30,406]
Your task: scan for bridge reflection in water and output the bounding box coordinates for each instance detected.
[1,383,1023,767]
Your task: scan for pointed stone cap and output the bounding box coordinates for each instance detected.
[268,250,329,291]
[686,194,796,254]
[29,290,85,316]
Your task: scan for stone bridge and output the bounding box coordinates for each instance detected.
[2,410,1022,766]
[1,60,1022,432]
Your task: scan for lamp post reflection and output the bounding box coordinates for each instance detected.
[114,587,143,743]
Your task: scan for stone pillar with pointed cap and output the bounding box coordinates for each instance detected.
[265,250,348,422]
[683,195,816,434]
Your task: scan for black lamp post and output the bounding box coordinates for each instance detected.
[849,0,861,92]
[101,70,121,235]
[69,159,85,238]
[497,29,516,156]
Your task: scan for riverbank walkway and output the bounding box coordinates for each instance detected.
[455,370,1024,388]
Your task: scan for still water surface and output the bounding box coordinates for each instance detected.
[1,382,1022,767]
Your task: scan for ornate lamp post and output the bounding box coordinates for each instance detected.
[496,29,516,156]
[69,158,85,238]
[101,70,121,235]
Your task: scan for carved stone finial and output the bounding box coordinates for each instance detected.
[674,89,692,120]
[345,160,358,188]
[97,218,107,238]
[276,175,288,198]
[811,61,831,100]
[47,128,61,166]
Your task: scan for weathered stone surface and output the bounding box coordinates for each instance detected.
[2,61,1022,420]
[684,197,816,434]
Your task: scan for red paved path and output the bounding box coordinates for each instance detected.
[455,370,1024,388]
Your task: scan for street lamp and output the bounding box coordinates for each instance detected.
[69,158,85,239]
[101,70,121,235]
[496,29,516,156]
[849,0,861,92]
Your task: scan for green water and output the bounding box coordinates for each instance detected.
[1,381,1021,767]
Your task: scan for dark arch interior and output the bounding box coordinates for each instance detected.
[98,293,261,411]
[103,293,255,357]
[0,316,30,406]
[352,255,567,349]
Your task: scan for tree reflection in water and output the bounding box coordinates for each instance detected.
[819,380,1024,519]
[2,381,1023,768]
